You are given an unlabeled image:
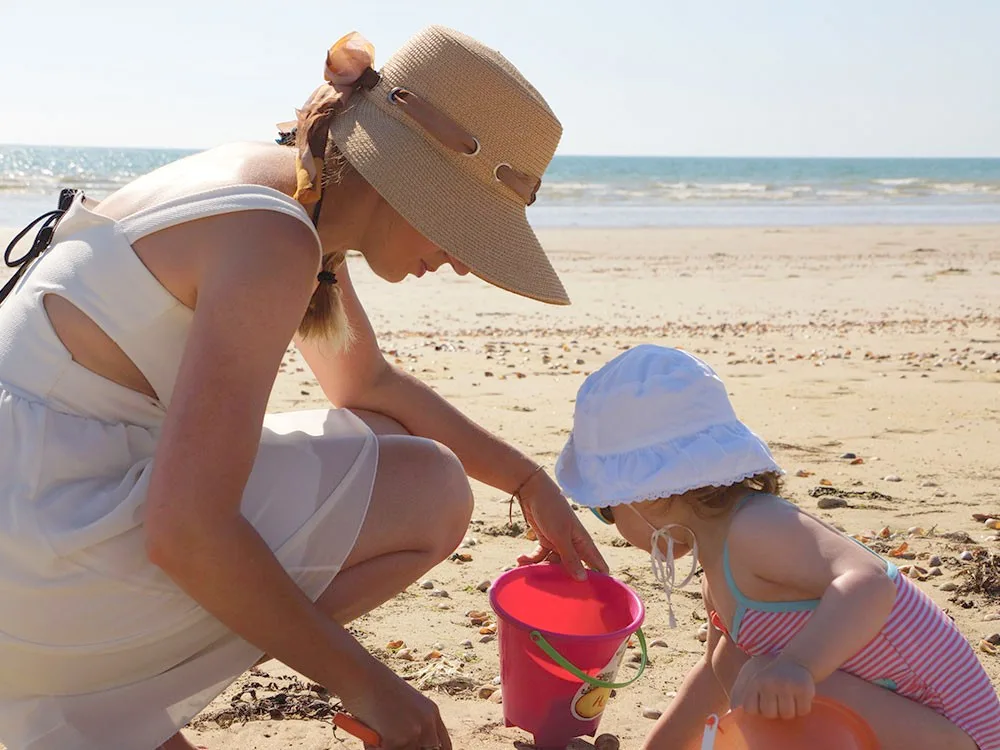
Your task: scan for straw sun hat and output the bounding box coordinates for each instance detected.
[325,25,569,305]
[556,346,783,509]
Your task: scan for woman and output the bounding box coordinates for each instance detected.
[0,26,606,750]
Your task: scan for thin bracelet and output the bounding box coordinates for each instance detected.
[508,465,545,526]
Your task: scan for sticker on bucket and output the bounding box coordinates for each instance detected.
[569,640,629,721]
[528,629,648,722]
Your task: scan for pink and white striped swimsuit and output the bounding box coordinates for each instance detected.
[711,529,1000,749]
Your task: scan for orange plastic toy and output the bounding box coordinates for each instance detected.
[701,697,878,750]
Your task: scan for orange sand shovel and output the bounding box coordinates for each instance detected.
[333,711,382,747]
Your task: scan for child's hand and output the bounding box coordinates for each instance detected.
[731,654,815,720]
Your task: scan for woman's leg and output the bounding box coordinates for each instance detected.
[310,409,474,623]
[173,412,473,749]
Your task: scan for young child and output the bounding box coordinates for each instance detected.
[555,345,1000,750]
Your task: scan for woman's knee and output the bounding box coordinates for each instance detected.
[376,435,473,558]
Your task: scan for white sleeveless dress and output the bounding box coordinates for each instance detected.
[0,186,379,749]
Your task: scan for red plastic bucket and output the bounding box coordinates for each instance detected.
[489,565,647,748]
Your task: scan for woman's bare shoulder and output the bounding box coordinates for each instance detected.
[95,142,294,221]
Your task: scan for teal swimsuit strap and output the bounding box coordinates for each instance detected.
[722,493,818,643]
[721,494,901,643]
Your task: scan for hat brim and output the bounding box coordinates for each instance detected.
[555,422,784,509]
[330,93,570,306]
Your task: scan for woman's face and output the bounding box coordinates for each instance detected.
[360,196,470,282]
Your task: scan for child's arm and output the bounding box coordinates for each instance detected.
[728,501,898,719]
[642,585,731,750]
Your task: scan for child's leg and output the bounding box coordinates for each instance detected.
[730,654,978,750]
[816,670,978,750]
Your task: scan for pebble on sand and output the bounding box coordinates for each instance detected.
[941,582,959,592]
[479,634,497,644]
[477,579,492,593]
[960,551,975,562]
[420,580,435,589]
[696,624,709,643]
[429,589,450,598]
[642,707,663,720]
[817,496,848,510]
[595,734,621,750]
[649,639,670,648]
[477,686,496,699]
[929,555,943,568]
[884,475,903,482]
[461,639,474,649]
[489,690,503,704]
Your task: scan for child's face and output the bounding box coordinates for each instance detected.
[613,505,657,553]
[611,501,693,558]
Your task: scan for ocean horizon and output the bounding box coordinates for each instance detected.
[3,144,1000,230]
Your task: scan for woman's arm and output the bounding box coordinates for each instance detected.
[297,262,608,578]
[728,502,898,717]
[142,214,440,741]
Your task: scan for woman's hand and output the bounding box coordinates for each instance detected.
[515,471,609,580]
[341,660,451,750]
[730,654,815,720]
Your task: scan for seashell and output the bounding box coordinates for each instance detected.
[979,640,998,656]
[460,639,473,649]
[595,735,621,750]
[479,634,497,644]
[795,469,814,478]
[477,686,496,699]
[479,625,497,635]
[696,624,709,643]
[959,551,975,562]
[422,650,443,661]
[878,527,893,539]
[396,648,415,661]
[429,589,450,598]
[477,580,491,593]
[386,640,405,650]
[419,580,434,590]
[929,555,943,567]
[983,613,1000,622]
[650,638,669,648]
[489,689,503,704]
[907,526,925,537]
[884,475,902,482]
[889,542,909,558]
[986,519,1000,530]
[940,582,959,592]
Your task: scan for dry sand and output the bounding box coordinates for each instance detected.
[3,224,1000,749]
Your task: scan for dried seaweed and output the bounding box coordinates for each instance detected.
[957,553,1000,602]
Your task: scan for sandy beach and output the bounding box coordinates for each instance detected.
[2,223,999,749]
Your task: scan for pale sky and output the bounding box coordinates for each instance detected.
[2,0,998,157]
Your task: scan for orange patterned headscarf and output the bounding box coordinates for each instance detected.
[282,32,376,208]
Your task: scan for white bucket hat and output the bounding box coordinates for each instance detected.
[555,345,782,509]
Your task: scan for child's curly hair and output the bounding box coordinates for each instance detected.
[673,471,783,517]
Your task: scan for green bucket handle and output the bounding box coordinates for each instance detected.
[529,628,648,689]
